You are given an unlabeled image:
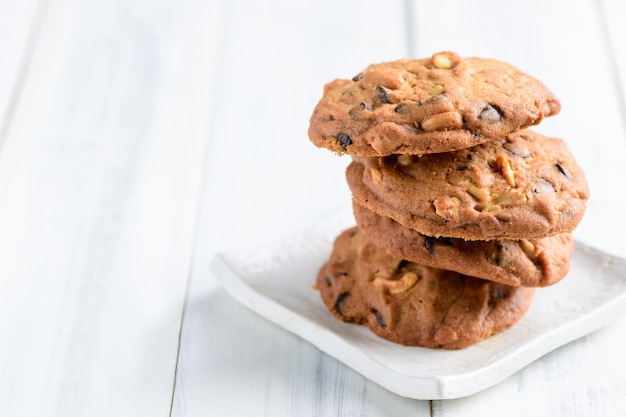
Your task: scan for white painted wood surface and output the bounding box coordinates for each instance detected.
[0,0,625,416]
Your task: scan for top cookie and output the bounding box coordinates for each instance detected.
[308,51,560,156]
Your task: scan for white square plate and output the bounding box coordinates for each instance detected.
[210,210,626,400]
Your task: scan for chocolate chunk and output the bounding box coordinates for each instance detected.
[334,292,350,317]
[556,161,571,179]
[394,102,418,114]
[424,237,437,254]
[376,86,391,103]
[478,104,503,122]
[337,133,352,148]
[349,102,372,120]
[493,286,506,299]
[352,72,365,82]
[395,259,409,274]
[324,276,332,287]
[374,309,387,328]
[534,178,555,193]
[489,242,509,266]
[503,142,532,158]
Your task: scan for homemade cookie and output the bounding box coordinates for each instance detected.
[317,227,535,349]
[309,51,560,156]
[353,202,574,287]
[347,129,589,240]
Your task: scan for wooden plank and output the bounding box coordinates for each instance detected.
[0,0,42,145]
[602,0,626,135]
[170,0,433,415]
[0,0,222,415]
[409,0,626,415]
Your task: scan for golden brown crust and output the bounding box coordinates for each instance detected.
[308,51,560,156]
[317,227,535,349]
[353,202,574,287]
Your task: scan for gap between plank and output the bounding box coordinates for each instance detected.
[167,1,234,415]
[0,0,51,154]
[403,0,417,58]
[594,0,626,140]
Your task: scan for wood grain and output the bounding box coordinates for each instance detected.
[0,0,221,415]
[0,0,42,147]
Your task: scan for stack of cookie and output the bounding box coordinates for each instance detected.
[308,51,589,349]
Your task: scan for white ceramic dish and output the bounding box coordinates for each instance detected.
[210,210,626,400]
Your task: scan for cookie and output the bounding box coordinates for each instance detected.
[317,227,535,349]
[353,201,574,287]
[346,129,589,240]
[308,51,560,156]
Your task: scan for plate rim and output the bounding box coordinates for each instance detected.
[210,215,626,400]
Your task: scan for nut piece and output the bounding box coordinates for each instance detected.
[396,154,413,166]
[483,191,527,212]
[373,272,419,295]
[431,51,461,69]
[434,196,461,221]
[420,111,463,132]
[430,84,444,96]
[370,167,383,184]
[519,239,537,259]
[461,180,490,202]
[495,154,516,187]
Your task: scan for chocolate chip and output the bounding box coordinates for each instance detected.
[337,133,352,148]
[337,271,348,277]
[493,286,506,299]
[394,102,418,114]
[325,276,332,287]
[423,94,443,105]
[395,260,408,274]
[556,161,571,179]
[376,86,391,104]
[349,102,372,120]
[424,237,437,254]
[478,104,503,123]
[374,309,387,328]
[352,72,365,82]
[534,178,555,193]
[489,242,509,266]
[334,292,350,317]
[503,142,532,158]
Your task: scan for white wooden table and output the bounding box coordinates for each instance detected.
[1,0,625,415]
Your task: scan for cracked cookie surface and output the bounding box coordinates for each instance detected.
[346,129,589,240]
[308,51,560,156]
[317,227,535,349]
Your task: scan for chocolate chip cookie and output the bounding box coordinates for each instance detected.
[347,129,589,240]
[353,202,574,287]
[317,227,535,349]
[309,51,560,156]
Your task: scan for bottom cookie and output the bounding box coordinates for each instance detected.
[317,227,535,349]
